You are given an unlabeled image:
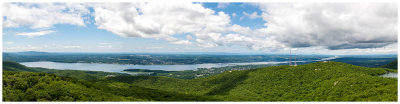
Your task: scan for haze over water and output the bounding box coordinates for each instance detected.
[20,61,287,72]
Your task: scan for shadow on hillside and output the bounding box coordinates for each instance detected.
[205,70,250,96]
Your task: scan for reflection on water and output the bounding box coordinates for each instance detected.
[379,72,398,78]
[20,61,288,72]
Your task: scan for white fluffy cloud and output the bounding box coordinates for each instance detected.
[232,13,237,17]
[3,3,89,29]
[99,43,113,48]
[4,2,397,53]
[91,2,279,50]
[193,32,284,51]
[243,11,261,19]
[15,30,56,38]
[257,3,397,50]
[91,2,230,45]
[194,3,397,52]
[217,3,229,9]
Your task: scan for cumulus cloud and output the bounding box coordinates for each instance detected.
[88,2,290,51]
[217,3,229,9]
[193,3,397,51]
[257,3,397,50]
[232,13,237,17]
[98,43,113,48]
[186,35,194,40]
[194,32,284,51]
[243,11,261,19]
[91,2,230,45]
[3,3,89,29]
[170,40,192,45]
[15,30,56,38]
[4,2,396,53]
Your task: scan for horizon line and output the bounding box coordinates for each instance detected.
[2,51,398,56]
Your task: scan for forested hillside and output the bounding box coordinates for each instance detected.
[3,71,130,101]
[2,61,215,101]
[2,61,398,101]
[381,60,398,70]
[109,61,398,101]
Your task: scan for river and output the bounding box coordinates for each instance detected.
[20,61,290,73]
[379,72,398,78]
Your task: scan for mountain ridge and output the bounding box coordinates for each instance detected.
[108,61,398,101]
[2,61,397,101]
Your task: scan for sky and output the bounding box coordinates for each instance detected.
[2,2,398,55]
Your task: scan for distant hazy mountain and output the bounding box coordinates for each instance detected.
[14,51,50,56]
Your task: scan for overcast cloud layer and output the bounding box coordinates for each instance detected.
[2,2,398,52]
[258,3,397,50]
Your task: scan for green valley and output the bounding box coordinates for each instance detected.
[2,61,216,101]
[2,61,397,101]
[3,1,398,103]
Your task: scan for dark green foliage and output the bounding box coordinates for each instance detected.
[119,61,397,101]
[2,61,216,101]
[3,61,125,81]
[204,70,250,95]
[220,62,397,101]
[30,68,124,81]
[2,61,37,72]
[381,60,397,70]
[2,71,215,101]
[2,71,131,101]
[124,69,175,73]
[3,61,398,101]
[93,80,215,101]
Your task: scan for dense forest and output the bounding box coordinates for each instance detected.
[2,61,397,101]
[381,60,398,70]
[2,61,215,101]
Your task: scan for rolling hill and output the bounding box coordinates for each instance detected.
[2,61,215,101]
[2,61,398,101]
[108,61,398,101]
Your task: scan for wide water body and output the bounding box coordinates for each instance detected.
[380,72,398,78]
[20,61,288,73]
